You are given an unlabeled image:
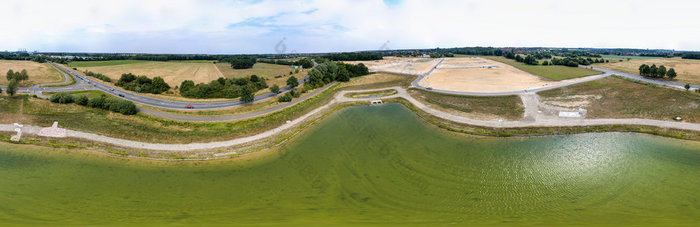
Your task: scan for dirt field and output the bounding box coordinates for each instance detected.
[418,57,593,93]
[595,57,700,85]
[0,60,63,86]
[346,57,441,75]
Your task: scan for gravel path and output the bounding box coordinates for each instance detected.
[3,87,699,151]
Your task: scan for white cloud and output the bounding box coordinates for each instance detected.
[1,0,699,53]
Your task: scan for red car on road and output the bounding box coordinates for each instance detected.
[185,105,194,109]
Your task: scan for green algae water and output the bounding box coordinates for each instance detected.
[1,103,699,226]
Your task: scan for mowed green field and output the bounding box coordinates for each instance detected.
[483,56,602,80]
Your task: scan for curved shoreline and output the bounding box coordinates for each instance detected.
[3,86,700,155]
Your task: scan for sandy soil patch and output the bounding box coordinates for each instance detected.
[596,57,700,85]
[346,57,441,75]
[0,60,63,86]
[419,57,592,93]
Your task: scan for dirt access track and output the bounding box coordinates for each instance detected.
[418,57,598,93]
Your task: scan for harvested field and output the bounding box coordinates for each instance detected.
[75,61,224,87]
[0,60,63,86]
[346,57,441,75]
[595,57,700,85]
[418,57,595,93]
[216,62,305,90]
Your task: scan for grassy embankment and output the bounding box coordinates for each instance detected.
[344,89,397,98]
[482,56,602,80]
[538,76,700,123]
[408,89,524,120]
[0,60,63,86]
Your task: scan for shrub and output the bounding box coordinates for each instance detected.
[278,93,292,102]
[270,84,280,93]
[49,92,74,104]
[75,95,89,106]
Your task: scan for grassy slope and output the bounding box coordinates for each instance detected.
[409,89,523,120]
[483,56,602,80]
[539,76,700,122]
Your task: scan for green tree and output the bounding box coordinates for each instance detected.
[277,93,292,102]
[685,84,691,91]
[270,84,280,93]
[7,79,18,96]
[18,69,28,81]
[0,86,3,94]
[667,68,677,79]
[240,85,254,103]
[649,64,658,77]
[639,64,648,76]
[6,69,14,81]
[75,95,89,106]
[657,65,667,79]
[286,76,299,88]
[336,67,350,82]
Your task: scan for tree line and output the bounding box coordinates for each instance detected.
[257,58,314,69]
[229,57,257,69]
[305,62,369,88]
[6,69,29,81]
[682,53,700,60]
[116,73,171,94]
[49,93,138,115]
[323,52,383,61]
[179,75,268,100]
[83,70,111,82]
[638,64,677,79]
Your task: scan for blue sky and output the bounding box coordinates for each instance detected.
[1,0,700,54]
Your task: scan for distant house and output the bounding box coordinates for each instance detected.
[421,54,430,58]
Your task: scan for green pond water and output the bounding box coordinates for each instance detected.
[1,103,699,226]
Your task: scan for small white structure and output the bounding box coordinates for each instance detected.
[38,121,67,138]
[558,108,586,118]
[10,128,22,141]
[370,100,383,105]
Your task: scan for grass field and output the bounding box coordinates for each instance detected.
[538,76,700,123]
[408,89,524,120]
[0,60,63,86]
[44,90,109,99]
[594,57,700,85]
[482,56,602,80]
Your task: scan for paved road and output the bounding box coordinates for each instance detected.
[48,63,311,110]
